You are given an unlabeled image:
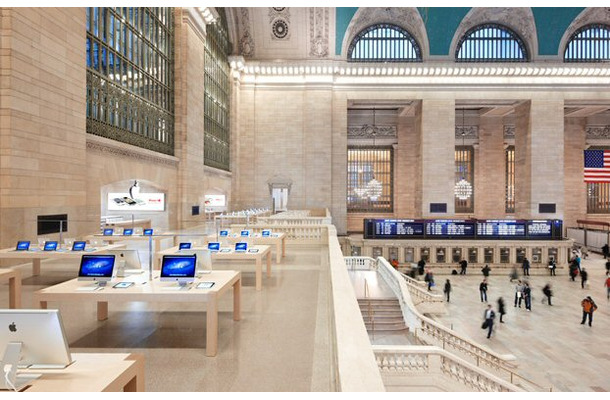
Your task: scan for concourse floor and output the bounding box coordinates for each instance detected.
[0,242,333,392]
[429,254,610,392]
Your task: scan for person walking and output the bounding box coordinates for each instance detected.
[569,261,579,282]
[444,279,452,302]
[481,264,491,278]
[542,283,553,306]
[509,266,519,282]
[424,269,435,291]
[479,279,488,302]
[483,304,495,339]
[581,268,589,289]
[605,273,610,301]
[548,259,557,276]
[523,282,532,311]
[514,280,524,308]
[580,296,598,327]
[417,258,426,276]
[602,243,609,260]
[459,259,468,275]
[497,297,506,323]
[522,257,530,276]
[605,259,610,275]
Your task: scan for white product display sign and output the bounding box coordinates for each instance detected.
[108,193,165,211]
[205,195,226,207]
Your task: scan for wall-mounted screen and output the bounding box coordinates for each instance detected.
[476,220,527,238]
[363,219,425,239]
[108,193,165,211]
[425,220,476,238]
[204,195,226,207]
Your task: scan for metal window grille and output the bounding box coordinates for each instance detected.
[347,147,394,213]
[456,24,528,62]
[505,146,515,213]
[204,8,232,171]
[587,183,610,213]
[347,24,422,62]
[86,7,174,155]
[564,24,610,62]
[455,146,474,213]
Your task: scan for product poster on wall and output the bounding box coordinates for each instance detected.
[204,195,226,207]
[108,193,165,211]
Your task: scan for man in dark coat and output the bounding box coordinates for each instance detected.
[497,297,506,323]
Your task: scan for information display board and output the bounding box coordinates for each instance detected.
[364,220,425,239]
[526,220,562,238]
[476,220,527,238]
[425,220,476,238]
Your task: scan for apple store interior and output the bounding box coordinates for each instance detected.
[1,4,610,393]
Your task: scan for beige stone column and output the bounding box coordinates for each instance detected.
[421,100,455,217]
[331,93,348,234]
[174,8,206,229]
[396,101,422,217]
[563,117,586,227]
[475,116,505,217]
[515,100,565,219]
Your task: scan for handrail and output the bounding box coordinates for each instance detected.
[576,219,610,230]
[373,345,523,392]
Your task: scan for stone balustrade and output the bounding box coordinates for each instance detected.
[344,256,378,271]
[230,224,327,244]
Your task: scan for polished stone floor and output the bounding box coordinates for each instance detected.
[0,242,333,392]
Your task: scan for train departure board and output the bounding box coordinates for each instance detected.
[363,219,563,240]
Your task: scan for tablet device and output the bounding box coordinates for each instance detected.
[219,248,231,253]
[113,282,134,289]
[143,229,153,236]
[43,241,58,251]
[123,229,133,236]
[235,242,248,252]
[248,248,259,253]
[196,282,215,289]
[72,241,86,251]
[262,230,271,237]
[208,242,220,252]
[103,228,114,236]
[16,241,30,251]
[219,230,229,237]
[179,242,192,250]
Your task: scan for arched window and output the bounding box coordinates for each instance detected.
[456,24,528,62]
[347,24,422,62]
[564,24,610,62]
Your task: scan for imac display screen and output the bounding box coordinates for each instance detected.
[262,230,271,237]
[123,229,133,236]
[219,230,229,237]
[103,228,114,236]
[161,255,197,278]
[16,241,30,251]
[240,230,250,237]
[179,242,192,250]
[208,242,220,251]
[235,242,248,251]
[79,255,115,278]
[143,229,153,236]
[72,241,86,251]
[44,241,58,251]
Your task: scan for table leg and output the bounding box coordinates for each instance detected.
[275,243,281,263]
[206,295,218,357]
[266,253,272,277]
[154,239,162,270]
[8,273,21,309]
[124,354,145,392]
[233,277,241,321]
[282,237,286,257]
[32,259,41,276]
[39,300,48,309]
[97,302,109,321]
[256,258,262,291]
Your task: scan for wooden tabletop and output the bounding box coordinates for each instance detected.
[0,244,126,259]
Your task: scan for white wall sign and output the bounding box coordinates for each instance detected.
[108,193,165,211]
[205,195,226,207]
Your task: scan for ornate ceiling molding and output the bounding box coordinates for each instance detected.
[586,125,610,139]
[238,7,255,58]
[86,134,179,167]
[348,125,397,138]
[559,8,610,57]
[449,8,538,60]
[309,8,329,58]
[455,126,479,139]
[504,125,516,139]
[269,7,290,40]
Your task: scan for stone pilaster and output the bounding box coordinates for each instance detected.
[475,116,505,217]
[564,117,586,227]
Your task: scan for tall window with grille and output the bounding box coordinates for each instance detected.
[347,24,422,62]
[564,24,610,62]
[347,147,393,213]
[86,7,174,155]
[204,9,231,171]
[455,146,474,213]
[505,146,515,213]
[587,147,610,213]
[456,24,528,62]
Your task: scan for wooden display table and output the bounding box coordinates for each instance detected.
[21,353,144,392]
[156,245,272,291]
[103,218,152,229]
[204,232,286,263]
[0,244,125,277]
[0,268,21,308]
[34,271,241,357]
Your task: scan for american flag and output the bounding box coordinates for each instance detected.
[584,150,610,182]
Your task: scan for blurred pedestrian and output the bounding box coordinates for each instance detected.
[581,268,589,289]
[479,279,488,302]
[424,269,435,291]
[482,304,495,339]
[548,259,556,276]
[509,267,519,282]
[417,258,426,275]
[522,257,530,276]
[514,280,524,308]
[497,297,506,323]
[523,282,532,311]
[602,243,609,259]
[542,283,553,306]
[481,264,491,277]
[580,296,598,327]
[605,273,610,301]
[444,279,451,302]
[459,259,468,275]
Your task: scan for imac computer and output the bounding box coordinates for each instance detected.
[72,241,86,251]
[160,255,197,288]
[106,250,142,277]
[122,229,133,236]
[235,242,248,252]
[103,228,114,236]
[78,254,115,287]
[63,238,75,249]
[15,241,30,251]
[207,242,220,252]
[219,230,229,237]
[240,230,250,237]
[143,228,153,236]
[262,230,271,237]
[0,309,72,371]
[178,242,192,250]
[43,241,58,251]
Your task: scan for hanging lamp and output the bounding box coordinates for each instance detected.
[454,108,473,200]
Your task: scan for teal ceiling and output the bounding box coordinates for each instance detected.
[336,7,587,57]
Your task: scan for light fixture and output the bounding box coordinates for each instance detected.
[199,7,219,24]
[356,108,384,201]
[454,107,473,201]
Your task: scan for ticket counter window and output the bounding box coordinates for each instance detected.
[372,247,383,259]
[351,246,361,257]
[516,248,526,263]
[436,248,446,263]
[484,248,494,264]
[548,248,558,263]
[404,247,415,263]
[452,248,462,263]
[389,247,399,262]
[532,248,542,264]
[500,248,510,263]
[468,248,478,264]
[420,248,430,263]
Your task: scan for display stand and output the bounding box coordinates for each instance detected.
[0,343,40,391]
